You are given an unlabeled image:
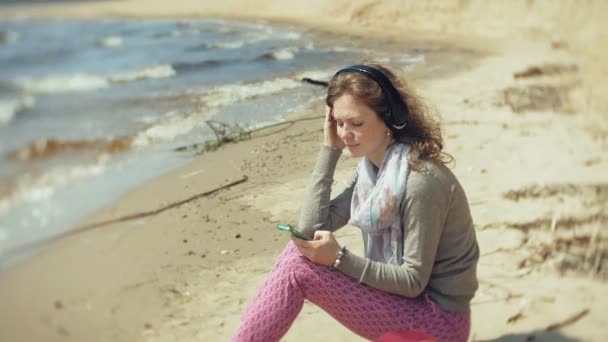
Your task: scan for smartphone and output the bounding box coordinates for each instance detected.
[276,224,311,241]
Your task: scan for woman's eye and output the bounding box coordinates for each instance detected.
[353,122,364,127]
[336,122,344,128]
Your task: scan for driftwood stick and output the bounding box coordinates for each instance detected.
[77,175,248,231]
[301,77,329,87]
[545,308,590,331]
[1,176,249,261]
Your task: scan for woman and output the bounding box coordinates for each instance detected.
[232,63,479,342]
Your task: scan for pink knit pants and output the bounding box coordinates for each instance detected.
[232,242,470,342]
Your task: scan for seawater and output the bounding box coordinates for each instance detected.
[0,18,424,268]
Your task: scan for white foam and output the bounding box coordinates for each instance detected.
[131,110,216,147]
[268,47,299,60]
[0,154,110,216]
[279,31,301,40]
[0,95,34,126]
[14,74,110,93]
[109,64,175,83]
[11,64,176,94]
[97,35,123,48]
[201,78,302,108]
[205,41,245,49]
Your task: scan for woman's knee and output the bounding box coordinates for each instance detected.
[272,241,308,271]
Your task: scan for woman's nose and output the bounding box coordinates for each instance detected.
[339,126,353,140]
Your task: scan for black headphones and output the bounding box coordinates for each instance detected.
[332,64,408,130]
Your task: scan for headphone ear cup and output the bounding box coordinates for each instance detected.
[383,110,393,126]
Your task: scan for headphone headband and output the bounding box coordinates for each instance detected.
[333,64,408,129]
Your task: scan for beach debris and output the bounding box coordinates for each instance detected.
[234,233,241,239]
[551,38,567,49]
[301,77,329,87]
[546,308,590,331]
[173,114,324,155]
[56,326,70,336]
[53,300,64,310]
[513,63,578,79]
[503,183,608,201]
[502,83,574,113]
[507,299,529,324]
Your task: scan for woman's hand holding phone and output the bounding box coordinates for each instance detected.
[324,105,346,150]
[292,230,341,267]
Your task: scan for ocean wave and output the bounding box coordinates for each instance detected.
[132,75,306,147]
[173,59,224,72]
[131,110,215,147]
[0,154,110,217]
[7,137,131,162]
[9,64,176,94]
[0,95,34,126]
[108,64,175,83]
[200,77,302,108]
[199,41,246,50]
[257,47,299,61]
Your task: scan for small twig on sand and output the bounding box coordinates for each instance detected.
[472,293,523,305]
[546,308,590,331]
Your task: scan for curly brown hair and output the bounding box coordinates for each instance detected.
[326,62,453,168]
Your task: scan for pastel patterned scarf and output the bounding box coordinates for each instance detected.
[348,142,411,265]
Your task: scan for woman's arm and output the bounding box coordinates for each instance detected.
[298,145,356,238]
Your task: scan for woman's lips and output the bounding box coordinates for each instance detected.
[345,143,360,149]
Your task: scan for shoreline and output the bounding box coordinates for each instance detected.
[1,1,607,341]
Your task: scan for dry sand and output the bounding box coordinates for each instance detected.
[0,1,607,341]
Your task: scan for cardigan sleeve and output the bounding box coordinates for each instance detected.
[298,145,356,238]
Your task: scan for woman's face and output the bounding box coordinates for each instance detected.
[332,94,391,166]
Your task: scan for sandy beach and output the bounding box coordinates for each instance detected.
[0,1,607,341]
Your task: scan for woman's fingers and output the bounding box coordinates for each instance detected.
[313,230,330,240]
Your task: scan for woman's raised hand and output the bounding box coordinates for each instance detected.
[323,105,346,150]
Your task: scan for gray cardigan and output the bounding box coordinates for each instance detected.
[298,146,479,312]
